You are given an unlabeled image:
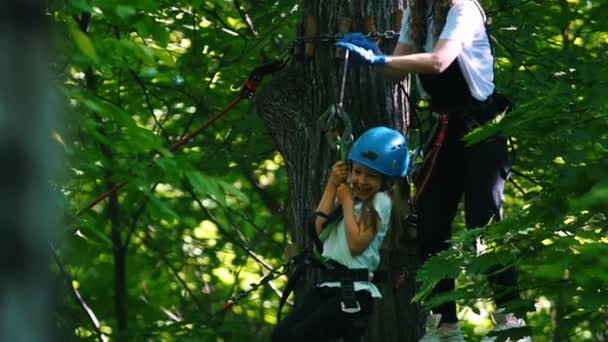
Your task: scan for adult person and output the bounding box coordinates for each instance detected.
[272,127,409,341]
[336,1,529,341]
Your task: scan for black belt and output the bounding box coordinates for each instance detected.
[430,94,501,132]
[317,260,384,314]
[318,267,371,283]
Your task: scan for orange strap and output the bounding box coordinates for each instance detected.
[414,114,449,207]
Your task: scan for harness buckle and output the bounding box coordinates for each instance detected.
[341,300,361,314]
[340,281,361,314]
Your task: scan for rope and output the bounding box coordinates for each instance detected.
[338,50,350,108]
[208,257,292,321]
[413,114,449,207]
[75,96,244,216]
[318,51,353,161]
[74,59,286,216]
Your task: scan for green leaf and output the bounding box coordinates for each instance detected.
[70,0,93,12]
[116,5,136,19]
[68,19,98,62]
[186,171,226,206]
[139,68,159,78]
[571,180,608,211]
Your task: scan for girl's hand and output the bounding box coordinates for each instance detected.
[336,183,354,206]
[328,161,348,188]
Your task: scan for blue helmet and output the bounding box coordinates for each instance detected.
[348,126,409,177]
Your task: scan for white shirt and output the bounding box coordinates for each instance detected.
[398,0,494,100]
[319,192,391,298]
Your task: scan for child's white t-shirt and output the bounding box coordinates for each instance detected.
[319,191,391,298]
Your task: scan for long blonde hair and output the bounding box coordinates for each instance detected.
[408,0,453,51]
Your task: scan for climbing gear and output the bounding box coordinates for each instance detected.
[318,50,353,161]
[276,251,382,320]
[201,250,294,326]
[413,114,448,207]
[348,126,410,178]
[316,206,343,248]
[74,59,287,216]
[277,208,385,321]
[276,249,324,321]
[318,105,353,162]
[291,29,400,48]
[319,260,375,314]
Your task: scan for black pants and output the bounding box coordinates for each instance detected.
[417,117,519,323]
[272,286,373,342]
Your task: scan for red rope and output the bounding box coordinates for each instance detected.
[222,300,235,312]
[76,95,244,216]
[414,114,449,207]
[76,180,128,216]
[168,96,243,153]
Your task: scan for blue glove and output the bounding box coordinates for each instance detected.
[340,33,381,53]
[336,33,387,66]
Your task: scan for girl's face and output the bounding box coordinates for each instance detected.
[350,163,384,201]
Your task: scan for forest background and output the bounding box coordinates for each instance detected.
[24,0,608,340]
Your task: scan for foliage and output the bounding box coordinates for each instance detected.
[51,0,607,341]
[52,0,296,340]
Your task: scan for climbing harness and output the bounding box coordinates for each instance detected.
[276,248,384,321]
[276,204,388,321]
[318,50,353,161]
[74,59,287,216]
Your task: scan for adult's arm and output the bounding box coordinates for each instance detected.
[379,39,463,81]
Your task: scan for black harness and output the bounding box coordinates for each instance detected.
[418,0,513,129]
[276,208,385,321]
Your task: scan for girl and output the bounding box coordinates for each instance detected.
[272,126,409,342]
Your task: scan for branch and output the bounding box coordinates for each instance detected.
[232,0,258,37]
[180,179,276,272]
[51,245,109,342]
[141,231,206,312]
[208,196,277,240]
[199,6,243,38]
[124,183,159,249]
[128,68,171,140]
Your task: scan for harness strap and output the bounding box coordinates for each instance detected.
[276,250,323,322]
[276,252,385,321]
[340,282,361,313]
[276,261,304,322]
[318,260,385,283]
[312,206,344,253]
[320,260,383,314]
[414,114,449,207]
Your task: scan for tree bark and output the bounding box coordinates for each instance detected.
[256,0,421,340]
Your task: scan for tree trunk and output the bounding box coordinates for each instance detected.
[256,0,421,340]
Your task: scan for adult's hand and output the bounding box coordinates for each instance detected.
[336,33,387,65]
[339,33,381,54]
